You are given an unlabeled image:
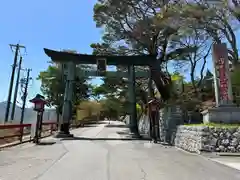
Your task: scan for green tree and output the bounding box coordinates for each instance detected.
[231,66,240,104]
[90,85,108,101]
[89,76,127,118]
[89,0,240,114]
[177,1,239,66]
[91,0,199,101]
[100,97,124,120]
[37,64,91,114]
[37,65,64,107]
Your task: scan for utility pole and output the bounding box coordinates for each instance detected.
[5,44,25,123]
[11,56,23,120]
[20,69,31,125]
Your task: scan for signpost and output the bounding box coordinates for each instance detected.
[97,58,107,76]
[212,43,233,106]
[202,43,240,124]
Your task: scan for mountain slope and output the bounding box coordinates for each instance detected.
[0,102,56,124]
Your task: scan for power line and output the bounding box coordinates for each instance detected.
[20,69,32,125]
[11,56,23,120]
[19,68,31,142]
[5,43,26,123]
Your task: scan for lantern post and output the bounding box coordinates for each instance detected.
[148,98,161,143]
[29,94,47,144]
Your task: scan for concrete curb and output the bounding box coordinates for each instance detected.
[175,147,240,171]
[217,153,240,157]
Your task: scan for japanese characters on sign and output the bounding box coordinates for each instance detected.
[215,57,229,101]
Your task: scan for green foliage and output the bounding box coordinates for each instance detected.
[91,0,224,103]
[90,85,108,101]
[37,65,64,107]
[92,0,198,61]
[39,0,240,119]
[89,75,147,119]
[37,64,91,112]
[77,101,102,118]
[231,66,240,104]
[74,75,91,105]
[100,97,124,119]
[231,66,240,87]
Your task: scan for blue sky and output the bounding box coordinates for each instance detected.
[0,0,102,106]
[0,0,238,106]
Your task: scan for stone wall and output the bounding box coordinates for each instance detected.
[138,105,183,143]
[174,125,240,153]
[138,114,150,136]
[137,106,240,153]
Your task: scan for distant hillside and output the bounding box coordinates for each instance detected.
[0,101,57,124]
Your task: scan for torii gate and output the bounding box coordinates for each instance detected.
[44,48,172,138]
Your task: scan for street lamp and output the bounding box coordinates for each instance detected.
[29,94,47,144]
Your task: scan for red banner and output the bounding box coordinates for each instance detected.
[216,57,229,101]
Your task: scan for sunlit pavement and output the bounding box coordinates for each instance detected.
[203,155,240,171]
[0,121,240,180]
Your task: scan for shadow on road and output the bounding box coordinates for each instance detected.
[105,124,127,128]
[81,124,99,127]
[60,136,151,141]
[95,121,109,124]
[117,131,130,135]
[36,141,56,146]
[74,121,108,128]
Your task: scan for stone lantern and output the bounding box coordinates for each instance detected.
[29,94,47,144]
[30,94,47,112]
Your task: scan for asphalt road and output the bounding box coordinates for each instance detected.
[0,121,240,180]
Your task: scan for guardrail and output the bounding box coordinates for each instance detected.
[0,121,57,147]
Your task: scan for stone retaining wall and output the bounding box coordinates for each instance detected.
[137,106,240,153]
[174,125,240,153]
[138,114,150,136]
[138,106,183,142]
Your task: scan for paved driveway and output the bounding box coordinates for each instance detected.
[0,121,239,180]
